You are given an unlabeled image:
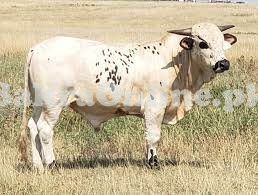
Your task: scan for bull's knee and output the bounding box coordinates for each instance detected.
[28,118,44,169]
[37,118,55,165]
[37,120,53,144]
[28,118,38,138]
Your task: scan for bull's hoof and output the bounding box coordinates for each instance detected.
[148,155,160,169]
[47,160,57,168]
[45,160,60,173]
[16,162,32,173]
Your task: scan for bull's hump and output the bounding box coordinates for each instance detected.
[141,42,162,56]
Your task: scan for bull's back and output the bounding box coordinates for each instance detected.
[28,36,105,88]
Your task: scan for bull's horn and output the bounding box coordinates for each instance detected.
[218,25,235,32]
[167,28,192,36]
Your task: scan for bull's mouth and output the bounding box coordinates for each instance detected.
[212,66,227,73]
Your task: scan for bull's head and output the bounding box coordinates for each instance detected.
[168,23,237,73]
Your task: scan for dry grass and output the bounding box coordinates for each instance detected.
[0,0,257,194]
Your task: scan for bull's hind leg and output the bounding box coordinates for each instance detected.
[144,105,165,168]
[37,105,62,166]
[28,106,43,169]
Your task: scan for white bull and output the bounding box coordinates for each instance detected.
[19,23,237,169]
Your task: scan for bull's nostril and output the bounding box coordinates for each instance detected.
[219,59,230,70]
[223,60,230,70]
[212,64,218,71]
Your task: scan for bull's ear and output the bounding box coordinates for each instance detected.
[180,37,194,50]
[223,33,237,50]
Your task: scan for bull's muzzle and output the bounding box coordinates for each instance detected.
[212,59,230,73]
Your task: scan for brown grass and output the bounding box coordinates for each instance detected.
[0,0,257,194]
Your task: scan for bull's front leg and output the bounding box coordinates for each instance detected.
[144,104,165,168]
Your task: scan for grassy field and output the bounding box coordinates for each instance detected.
[0,0,258,194]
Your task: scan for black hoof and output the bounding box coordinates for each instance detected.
[16,162,31,172]
[46,160,60,173]
[148,155,159,169]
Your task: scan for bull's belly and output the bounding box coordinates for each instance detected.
[69,102,142,130]
[69,99,193,129]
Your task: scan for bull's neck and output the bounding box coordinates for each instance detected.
[162,34,215,93]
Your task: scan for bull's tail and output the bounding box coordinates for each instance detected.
[19,49,33,162]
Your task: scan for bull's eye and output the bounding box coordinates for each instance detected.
[199,42,209,49]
